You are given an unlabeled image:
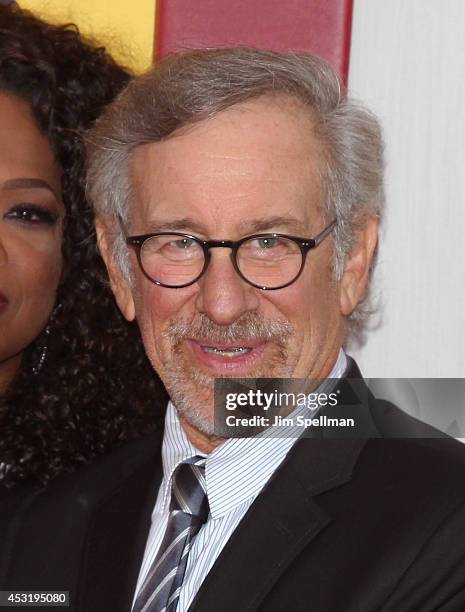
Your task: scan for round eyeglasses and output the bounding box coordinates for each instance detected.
[125,219,337,290]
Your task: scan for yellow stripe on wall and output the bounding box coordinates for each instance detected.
[19,0,156,74]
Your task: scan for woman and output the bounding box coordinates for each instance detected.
[0,4,166,487]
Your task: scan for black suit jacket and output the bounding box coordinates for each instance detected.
[1,360,465,611]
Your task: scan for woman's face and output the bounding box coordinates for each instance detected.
[0,92,64,390]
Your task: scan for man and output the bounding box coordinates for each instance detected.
[1,48,464,611]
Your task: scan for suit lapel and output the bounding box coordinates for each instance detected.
[191,437,367,611]
[312,359,382,440]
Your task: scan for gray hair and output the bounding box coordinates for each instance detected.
[86,47,385,339]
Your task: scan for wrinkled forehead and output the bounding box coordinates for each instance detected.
[128,97,326,235]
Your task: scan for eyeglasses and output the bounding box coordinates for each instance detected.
[125,219,337,290]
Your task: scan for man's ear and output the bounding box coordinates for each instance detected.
[95,216,136,322]
[339,216,379,316]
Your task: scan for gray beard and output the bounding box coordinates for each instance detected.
[160,312,294,436]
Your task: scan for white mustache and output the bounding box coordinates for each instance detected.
[165,312,293,345]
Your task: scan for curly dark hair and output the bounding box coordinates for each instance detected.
[0,4,167,487]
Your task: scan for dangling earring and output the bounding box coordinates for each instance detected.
[32,303,62,376]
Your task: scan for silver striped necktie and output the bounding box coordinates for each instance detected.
[133,456,209,612]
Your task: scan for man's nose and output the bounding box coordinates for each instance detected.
[195,249,259,325]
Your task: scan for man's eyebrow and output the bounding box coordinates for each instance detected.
[144,218,209,235]
[237,216,307,234]
[142,215,309,236]
[2,177,59,199]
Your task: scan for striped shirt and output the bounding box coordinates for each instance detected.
[132,350,348,611]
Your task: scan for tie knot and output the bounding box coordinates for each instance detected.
[170,456,209,521]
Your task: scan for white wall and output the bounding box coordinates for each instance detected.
[348,0,465,378]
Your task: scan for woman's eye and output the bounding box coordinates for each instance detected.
[4,204,58,225]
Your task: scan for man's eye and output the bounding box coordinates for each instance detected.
[4,204,58,225]
[173,238,196,249]
[248,237,284,251]
[255,237,278,249]
[241,236,297,260]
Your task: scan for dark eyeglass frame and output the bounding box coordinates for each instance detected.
[124,219,337,290]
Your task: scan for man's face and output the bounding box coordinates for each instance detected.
[103,97,371,441]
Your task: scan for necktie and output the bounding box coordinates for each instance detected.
[133,456,209,612]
